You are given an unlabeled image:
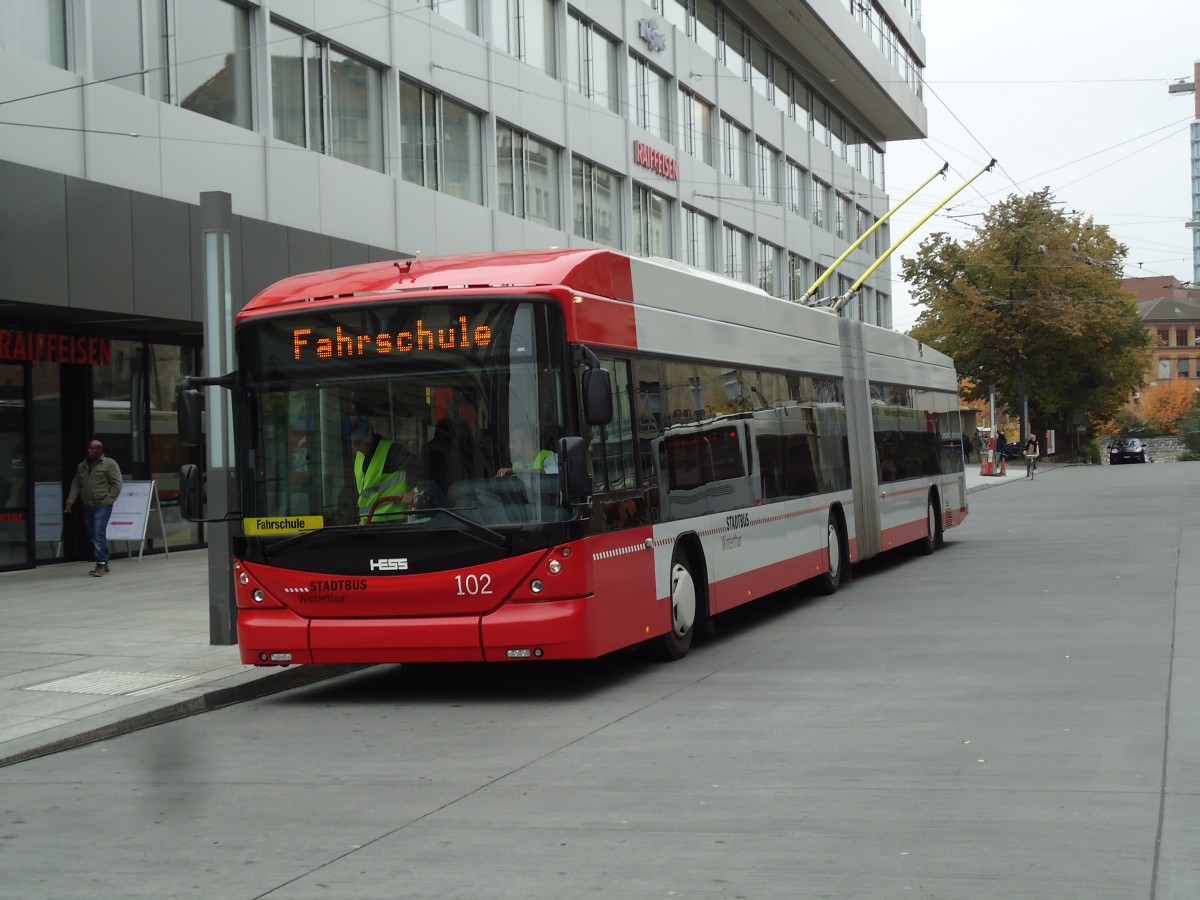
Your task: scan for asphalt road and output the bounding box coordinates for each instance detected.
[3,463,1197,899]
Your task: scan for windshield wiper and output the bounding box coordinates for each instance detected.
[259,507,510,553]
[416,505,511,550]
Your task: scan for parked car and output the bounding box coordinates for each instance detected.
[1109,438,1150,464]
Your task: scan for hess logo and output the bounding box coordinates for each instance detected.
[369,558,409,571]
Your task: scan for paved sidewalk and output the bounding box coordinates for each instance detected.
[0,465,1026,767]
[0,548,359,767]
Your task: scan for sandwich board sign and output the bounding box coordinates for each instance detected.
[106,480,169,559]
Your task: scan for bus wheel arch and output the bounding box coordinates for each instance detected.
[654,535,707,661]
[815,504,848,595]
[916,488,943,555]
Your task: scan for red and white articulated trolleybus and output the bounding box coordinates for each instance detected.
[178,249,967,666]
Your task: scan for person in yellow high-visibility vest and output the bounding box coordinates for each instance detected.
[497,426,559,477]
[347,419,416,523]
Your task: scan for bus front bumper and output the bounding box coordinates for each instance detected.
[237,598,596,665]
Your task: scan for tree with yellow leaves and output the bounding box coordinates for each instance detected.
[1141,380,1199,434]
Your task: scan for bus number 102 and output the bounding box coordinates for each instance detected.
[455,573,493,596]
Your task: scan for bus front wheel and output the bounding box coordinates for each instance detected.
[654,552,698,661]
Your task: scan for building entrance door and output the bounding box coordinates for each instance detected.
[0,364,31,569]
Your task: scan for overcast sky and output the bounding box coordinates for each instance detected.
[884,0,1200,333]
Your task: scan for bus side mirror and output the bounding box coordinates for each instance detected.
[582,368,612,426]
[558,436,589,505]
[179,464,203,521]
[178,385,204,448]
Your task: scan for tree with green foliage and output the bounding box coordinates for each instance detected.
[1180,398,1200,455]
[902,190,1151,441]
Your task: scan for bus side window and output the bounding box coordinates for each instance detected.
[587,357,645,532]
[632,357,664,522]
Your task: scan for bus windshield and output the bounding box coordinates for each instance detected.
[237,298,571,527]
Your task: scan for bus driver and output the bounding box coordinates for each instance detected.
[346,419,417,523]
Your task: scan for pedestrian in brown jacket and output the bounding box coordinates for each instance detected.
[65,439,123,576]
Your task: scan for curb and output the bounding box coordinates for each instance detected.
[0,663,368,769]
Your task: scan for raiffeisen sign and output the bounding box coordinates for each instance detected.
[633,140,678,181]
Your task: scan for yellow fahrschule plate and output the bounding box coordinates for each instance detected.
[243,515,324,535]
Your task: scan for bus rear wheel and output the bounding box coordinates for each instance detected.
[815,512,844,595]
[654,552,698,661]
[916,494,941,555]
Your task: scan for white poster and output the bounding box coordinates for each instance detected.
[106,480,154,542]
[34,482,63,542]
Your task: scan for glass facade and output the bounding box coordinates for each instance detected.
[0,328,202,570]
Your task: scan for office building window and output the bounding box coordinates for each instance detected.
[756,140,780,203]
[749,36,769,98]
[572,156,621,249]
[788,252,810,303]
[721,12,746,80]
[847,126,863,173]
[679,88,713,166]
[771,61,792,116]
[877,292,889,328]
[793,78,811,131]
[498,123,560,228]
[1176,327,1188,347]
[633,185,672,258]
[400,78,483,203]
[176,0,252,129]
[568,12,619,113]
[684,206,715,271]
[630,53,670,140]
[723,224,749,282]
[90,1,256,124]
[829,111,845,160]
[812,95,828,148]
[758,240,780,297]
[811,175,830,229]
[92,0,154,93]
[271,23,322,151]
[694,0,719,55]
[492,0,556,76]
[786,160,807,216]
[430,0,480,35]
[1157,328,1170,346]
[1,0,66,67]
[329,48,384,171]
[835,192,852,240]
[273,21,390,173]
[721,115,748,185]
[659,0,689,34]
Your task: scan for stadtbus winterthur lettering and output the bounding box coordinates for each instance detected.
[293,317,492,361]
